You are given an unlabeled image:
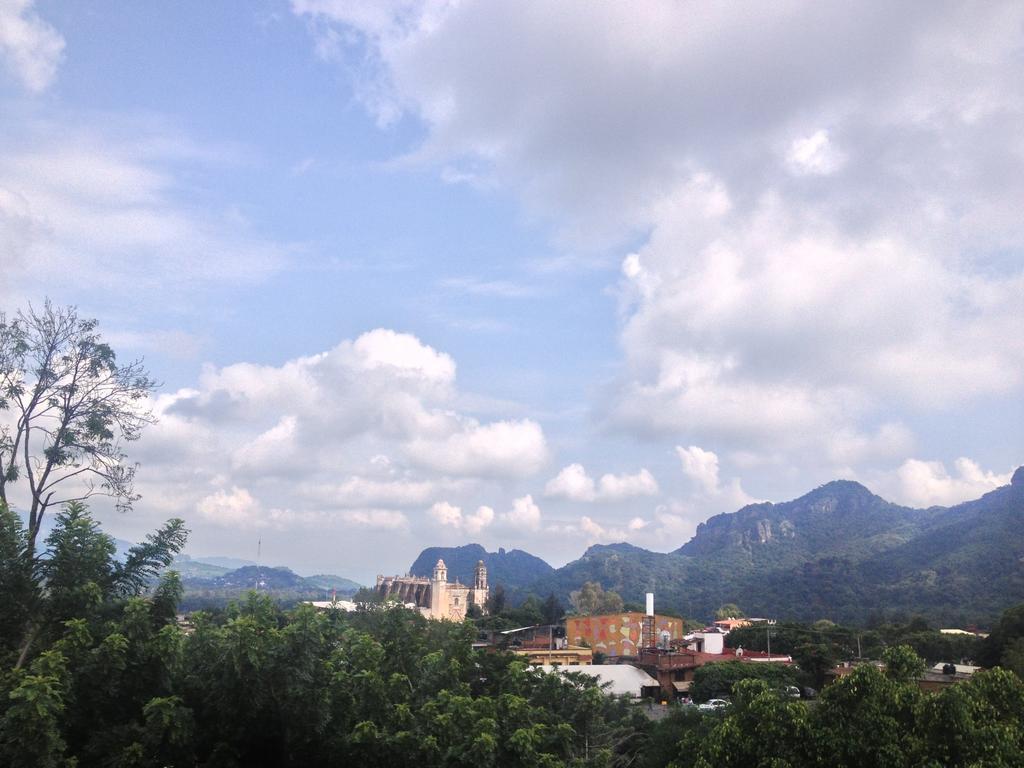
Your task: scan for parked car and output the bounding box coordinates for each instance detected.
[784,686,801,699]
[698,698,730,711]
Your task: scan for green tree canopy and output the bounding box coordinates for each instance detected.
[569,581,624,616]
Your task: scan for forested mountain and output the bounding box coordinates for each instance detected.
[177,564,362,610]
[409,543,554,588]
[525,468,1024,627]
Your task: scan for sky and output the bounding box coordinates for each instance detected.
[1,0,1022,583]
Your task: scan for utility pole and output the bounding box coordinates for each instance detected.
[856,634,862,659]
[766,627,772,661]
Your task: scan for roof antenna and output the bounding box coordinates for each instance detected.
[255,537,262,591]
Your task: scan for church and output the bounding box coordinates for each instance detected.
[375,559,489,621]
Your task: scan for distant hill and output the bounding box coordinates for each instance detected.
[177,565,362,611]
[305,574,363,594]
[409,543,553,589]
[192,556,257,570]
[525,467,1024,627]
[170,555,231,580]
[213,565,309,590]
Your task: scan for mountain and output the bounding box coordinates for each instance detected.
[305,574,363,594]
[170,555,232,580]
[409,543,553,589]
[176,565,362,611]
[192,556,257,570]
[525,468,1024,627]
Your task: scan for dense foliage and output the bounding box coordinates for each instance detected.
[689,660,800,701]
[3,500,1024,766]
[662,657,1024,767]
[726,617,982,685]
[569,581,625,616]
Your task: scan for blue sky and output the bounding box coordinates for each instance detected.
[2,1,1022,583]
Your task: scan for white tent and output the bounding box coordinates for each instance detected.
[541,664,659,698]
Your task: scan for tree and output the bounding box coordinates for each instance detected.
[792,642,837,688]
[486,584,507,615]
[690,661,799,702]
[715,603,744,620]
[569,582,623,616]
[12,501,186,668]
[0,502,35,656]
[882,645,925,684]
[541,593,564,625]
[0,301,157,555]
[978,603,1024,669]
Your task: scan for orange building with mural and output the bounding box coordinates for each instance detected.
[565,613,684,658]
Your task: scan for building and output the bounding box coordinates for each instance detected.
[376,558,488,621]
[485,624,593,665]
[713,618,751,632]
[826,661,977,693]
[685,629,726,654]
[565,612,684,658]
[306,599,359,612]
[541,664,661,699]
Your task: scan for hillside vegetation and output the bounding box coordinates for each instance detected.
[524,468,1024,626]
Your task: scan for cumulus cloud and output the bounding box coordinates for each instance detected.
[197,487,265,527]
[544,463,658,502]
[131,329,548,538]
[297,0,1024,484]
[575,514,646,544]
[785,129,844,176]
[675,445,757,511]
[676,446,720,495]
[889,457,1014,507]
[428,501,494,534]
[405,418,547,478]
[503,494,541,531]
[0,0,64,91]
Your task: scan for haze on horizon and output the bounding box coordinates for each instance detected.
[1,0,1022,583]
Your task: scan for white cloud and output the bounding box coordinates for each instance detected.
[0,120,288,312]
[596,469,659,501]
[889,457,1013,507]
[544,463,658,502]
[576,514,638,544]
[0,0,64,92]
[544,464,595,501]
[197,487,264,527]
[613,185,1024,455]
[297,0,1024,485]
[785,129,844,176]
[354,327,456,383]
[340,509,409,530]
[127,329,548,545]
[674,445,758,513]
[676,446,720,495]
[406,418,548,478]
[428,500,494,533]
[503,494,541,531]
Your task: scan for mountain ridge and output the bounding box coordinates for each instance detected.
[408,543,554,589]
[411,468,1023,626]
